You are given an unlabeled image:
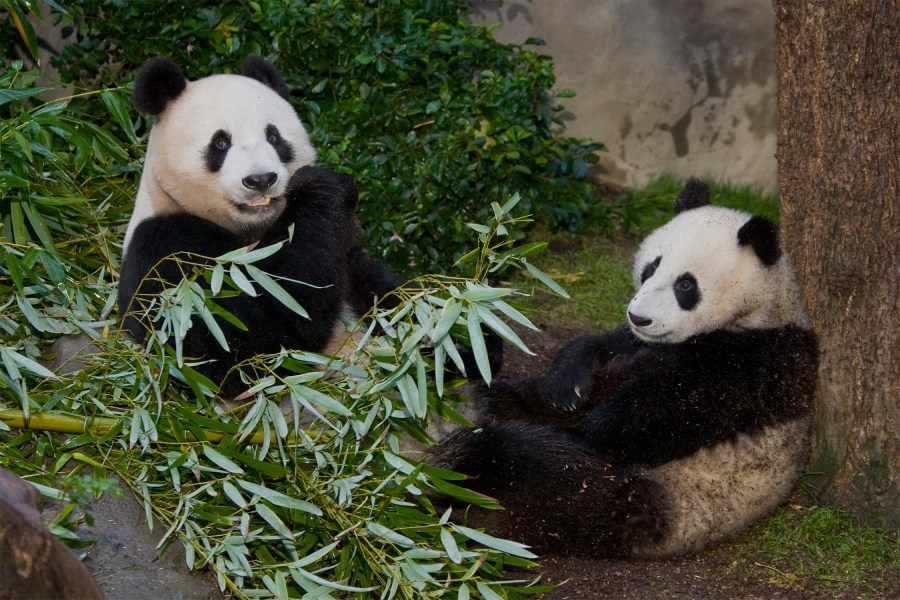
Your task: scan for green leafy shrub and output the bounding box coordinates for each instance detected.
[0,63,138,378]
[0,62,138,260]
[47,0,604,272]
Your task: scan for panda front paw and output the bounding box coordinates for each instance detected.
[541,368,594,413]
[287,166,359,213]
[540,334,614,412]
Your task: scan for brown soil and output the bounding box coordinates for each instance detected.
[497,324,900,600]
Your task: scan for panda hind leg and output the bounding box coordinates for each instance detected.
[430,421,670,558]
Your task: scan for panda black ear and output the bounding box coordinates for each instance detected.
[673,178,711,213]
[133,57,187,116]
[241,56,290,100]
[737,215,782,266]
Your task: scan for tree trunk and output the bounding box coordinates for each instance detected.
[774,0,900,528]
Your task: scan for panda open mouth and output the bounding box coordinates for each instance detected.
[246,196,271,207]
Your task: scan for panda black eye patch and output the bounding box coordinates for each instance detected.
[674,272,700,310]
[204,130,232,172]
[640,256,662,284]
[265,124,294,164]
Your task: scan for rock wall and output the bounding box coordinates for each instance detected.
[471,0,778,191]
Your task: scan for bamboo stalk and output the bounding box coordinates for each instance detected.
[0,409,286,445]
[0,409,115,435]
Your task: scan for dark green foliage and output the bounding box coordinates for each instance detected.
[612,175,780,236]
[0,61,138,272]
[49,0,604,272]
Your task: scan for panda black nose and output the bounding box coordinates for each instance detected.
[628,312,652,327]
[242,172,278,192]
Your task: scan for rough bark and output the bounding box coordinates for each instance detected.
[0,467,105,599]
[774,0,900,527]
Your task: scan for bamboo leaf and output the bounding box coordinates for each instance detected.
[288,566,377,593]
[228,264,257,296]
[466,309,491,384]
[441,529,462,564]
[245,264,309,319]
[0,87,50,106]
[500,191,522,214]
[434,341,445,397]
[218,241,284,265]
[440,335,467,376]
[476,582,505,600]
[291,384,352,417]
[254,502,294,539]
[366,521,415,548]
[192,288,230,352]
[202,445,245,474]
[472,304,534,356]
[431,297,463,344]
[524,261,570,298]
[397,373,425,419]
[498,241,547,260]
[210,263,225,296]
[490,298,540,331]
[100,90,138,143]
[460,285,511,302]
[236,480,322,515]
[3,347,59,380]
[454,524,537,559]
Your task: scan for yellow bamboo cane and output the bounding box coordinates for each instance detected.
[0,409,289,445]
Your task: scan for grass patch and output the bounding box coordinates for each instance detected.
[733,503,900,596]
[613,174,780,236]
[508,228,635,332]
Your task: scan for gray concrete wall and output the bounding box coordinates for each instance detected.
[472,0,778,192]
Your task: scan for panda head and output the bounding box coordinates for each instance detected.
[125,56,316,248]
[626,179,810,344]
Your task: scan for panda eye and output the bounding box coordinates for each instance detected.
[205,130,232,172]
[265,124,282,146]
[210,130,231,152]
[265,124,294,163]
[640,256,662,284]
[673,272,701,310]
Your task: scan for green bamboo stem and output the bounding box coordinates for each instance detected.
[0,409,282,445]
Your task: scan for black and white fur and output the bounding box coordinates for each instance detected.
[432,180,818,558]
[119,57,404,397]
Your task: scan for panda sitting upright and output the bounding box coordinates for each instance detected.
[118,56,405,397]
[433,179,818,558]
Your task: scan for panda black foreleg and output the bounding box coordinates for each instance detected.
[468,326,641,421]
[540,326,643,413]
[466,375,572,425]
[431,421,669,557]
[346,246,408,315]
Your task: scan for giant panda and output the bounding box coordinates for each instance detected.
[432,179,818,558]
[118,56,405,398]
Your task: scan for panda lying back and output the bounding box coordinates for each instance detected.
[119,57,404,397]
[433,179,818,558]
